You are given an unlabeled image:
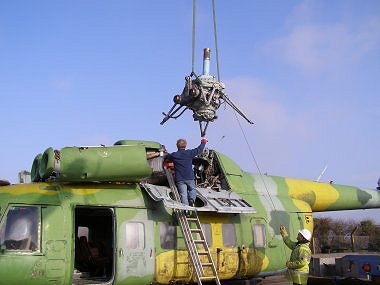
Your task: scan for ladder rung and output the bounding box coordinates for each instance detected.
[186,217,198,221]
[200,276,217,281]
[193,239,205,243]
[190,228,202,232]
[201,262,213,266]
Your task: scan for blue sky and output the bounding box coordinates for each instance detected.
[0,1,379,221]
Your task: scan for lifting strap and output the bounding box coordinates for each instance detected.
[164,167,221,285]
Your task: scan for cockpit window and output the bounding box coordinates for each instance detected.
[0,206,39,251]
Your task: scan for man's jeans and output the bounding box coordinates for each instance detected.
[176,180,197,205]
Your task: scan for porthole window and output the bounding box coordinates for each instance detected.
[126,222,145,249]
[160,223,177,249]
[252,223,266,248]
[222,224,236,247]
[201,223,212,247]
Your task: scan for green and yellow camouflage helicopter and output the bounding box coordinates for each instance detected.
[0,48,380,285]
[1,137,380,285]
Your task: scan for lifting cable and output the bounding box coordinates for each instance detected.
[191,0,196,74]
[233,112,278,214]
[192,0,278,215]
[191,0,221,81]
[211,0,221,81]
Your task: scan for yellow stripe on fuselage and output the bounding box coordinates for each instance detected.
[0,184,58,196]
[286,178,339,211]
[62,188,101,195]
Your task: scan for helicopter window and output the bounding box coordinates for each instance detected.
[0,206,39,251]
[160,223,177,249]
[222,224,236,247]
[252,224,266,248]
[125,222,145,250]
[201,223,212,247]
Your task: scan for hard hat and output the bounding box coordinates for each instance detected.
[299,229,312,241]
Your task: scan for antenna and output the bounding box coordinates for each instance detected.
[316,165,328,182]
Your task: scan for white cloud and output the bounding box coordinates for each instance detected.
[264,9,380,73]
[221,77,318,143]
[207,77,322,174]
[223,77,288,131]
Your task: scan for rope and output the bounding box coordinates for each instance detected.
[191,0,196,74]
[232,111,278,212]
[191,0,221,81]
[212,0,221,81]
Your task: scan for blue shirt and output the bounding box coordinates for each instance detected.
[167,142,206,182]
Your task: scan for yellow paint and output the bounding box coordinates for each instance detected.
[303,214,314,234]
[155,247,268,283]
[201,214,230,248]
[201,213,229,224]
[62,188,100,195]
[0,184,57,196]
[155,250,193,283]
[260,254,270,271]
[0,183,102,196]
[286,178,339,211]
[291,199,313,213]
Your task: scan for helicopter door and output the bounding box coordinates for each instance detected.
[115,208,154,284]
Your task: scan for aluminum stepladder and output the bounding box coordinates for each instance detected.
[164,167,221,285]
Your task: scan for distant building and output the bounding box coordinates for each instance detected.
[18,170,31,184]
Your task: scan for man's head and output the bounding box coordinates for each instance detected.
[297,228,312,242]
[176,138,187,150]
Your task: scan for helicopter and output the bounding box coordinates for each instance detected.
[0,2,378,284]
[0,136,380,285]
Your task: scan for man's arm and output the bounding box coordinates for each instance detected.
[191,138,207,157]
[280,225,296,250]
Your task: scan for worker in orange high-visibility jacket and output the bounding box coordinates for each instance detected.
[280,225,312,285]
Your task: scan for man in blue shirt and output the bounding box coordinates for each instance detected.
[167,137,207,206]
